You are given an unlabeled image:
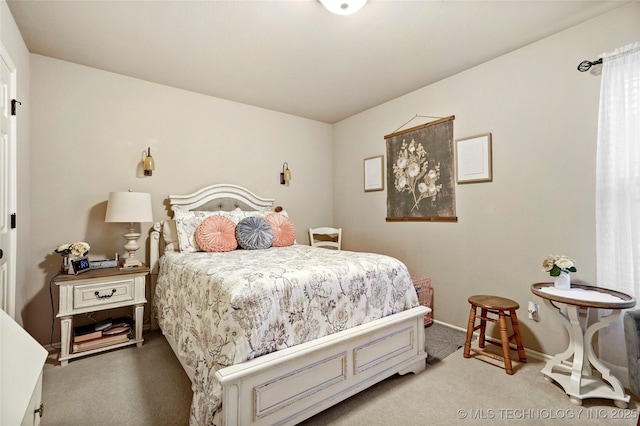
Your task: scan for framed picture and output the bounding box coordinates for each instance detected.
[364,155,384,192]
[456,133,492,184]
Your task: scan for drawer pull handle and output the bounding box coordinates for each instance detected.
[94,289,117,299]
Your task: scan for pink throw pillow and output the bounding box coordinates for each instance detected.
[265,213,296,247]
[195,215,238,252]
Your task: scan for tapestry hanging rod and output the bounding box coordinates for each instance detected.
[385,115,454,140]
[390,114,446,135]
[577,58,602,72]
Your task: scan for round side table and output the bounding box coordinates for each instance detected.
[531,282,635,408]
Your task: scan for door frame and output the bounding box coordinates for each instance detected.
[1,43,18,319]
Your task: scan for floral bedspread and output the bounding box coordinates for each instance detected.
[153,245,419,425]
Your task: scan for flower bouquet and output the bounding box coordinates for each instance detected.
[55,242,90,258]
[542,254,576,290]
[55,242,90,272]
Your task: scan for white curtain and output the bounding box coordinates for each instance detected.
[596,42,640,370]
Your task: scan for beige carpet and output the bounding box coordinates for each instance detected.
[41,331,192,426]
[42,329,639,426]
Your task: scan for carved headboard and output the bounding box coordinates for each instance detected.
[148,184,275,328]
[150,183,275,268]
[168,183,275,213]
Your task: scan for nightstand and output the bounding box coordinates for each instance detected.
[54,265,149,366]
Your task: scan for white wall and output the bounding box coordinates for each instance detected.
[27,56,333,343]
[1,0,30,327]
[333,3,640,357]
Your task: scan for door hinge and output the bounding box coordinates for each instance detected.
[10,213,16,229]
[11,99,21,116]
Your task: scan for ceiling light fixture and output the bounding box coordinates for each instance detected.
[319,0,367,15]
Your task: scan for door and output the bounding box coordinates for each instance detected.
[0,46,17,318]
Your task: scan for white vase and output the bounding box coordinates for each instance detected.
[554,271,571,290]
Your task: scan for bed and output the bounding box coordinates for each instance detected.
[149,183,430,426]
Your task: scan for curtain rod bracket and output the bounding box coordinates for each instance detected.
[577,58,603,72]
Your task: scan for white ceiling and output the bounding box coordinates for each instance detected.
[7,0,627,123]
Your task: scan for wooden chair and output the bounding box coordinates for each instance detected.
[463,295,526,375]
[308,227,342,250]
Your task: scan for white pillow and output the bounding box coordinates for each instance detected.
[174,209,237,252]
[232,208,288,221]
[162,220,180,252]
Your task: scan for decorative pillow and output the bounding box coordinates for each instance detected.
[227,208,289,223]
[162,220,180,252]
[235,217,274,250]
[265,213,296,247]
[173,208,285,251]
[174,209,237,252]
[232,209,269,222]
[195,216,238,252]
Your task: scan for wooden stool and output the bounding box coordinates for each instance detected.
[463,295,527,375]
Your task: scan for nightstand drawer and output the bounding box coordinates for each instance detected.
[73,278,134,310]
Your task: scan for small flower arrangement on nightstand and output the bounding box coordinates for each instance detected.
[55,242,90,258]
[55,242,90,273]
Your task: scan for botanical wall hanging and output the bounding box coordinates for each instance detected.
[385,115,457,222]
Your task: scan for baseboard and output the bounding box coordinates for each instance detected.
[432,319,550,362]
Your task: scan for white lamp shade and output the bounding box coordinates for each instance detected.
[319,0,367,15]
[105,192,153,223]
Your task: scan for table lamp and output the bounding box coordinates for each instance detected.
[105,191,153,268]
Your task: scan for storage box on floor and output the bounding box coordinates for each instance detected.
[410,275,433,326]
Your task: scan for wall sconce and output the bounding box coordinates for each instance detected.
[280,162,292,185]
[143,147,155,176]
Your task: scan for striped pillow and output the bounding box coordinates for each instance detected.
[265,213,296,247]
[195,216,238,252]
[235,217,274,250]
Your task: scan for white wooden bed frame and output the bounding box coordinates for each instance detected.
[149,184,430,426]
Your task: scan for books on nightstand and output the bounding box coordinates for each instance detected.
[72,323,103,343]
[72,317,133,353]
[72,332,130,353]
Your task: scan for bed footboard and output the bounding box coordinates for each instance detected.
[215,306,429,426]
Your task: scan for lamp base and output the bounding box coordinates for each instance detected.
[122,256,143,268]
[121,227,143,268]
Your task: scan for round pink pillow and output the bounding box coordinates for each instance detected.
[195,215,238,252]
[265,213,296,247]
